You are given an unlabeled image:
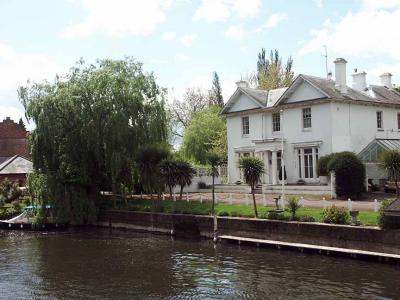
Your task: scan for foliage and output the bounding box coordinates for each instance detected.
[254,49,294,90]
[379,150,400,198]
[182,105,227,164]
[210,72,224,108]
[267,211,290,221]
[20,58,169,224]
[159,158,179,198]
[197,181,207,189]
[137,144,170,202]
[321,205,350,224]
[175,160,196,200]
[238,156,264,218]
[317,154,335,177]
[0,178,22,203]
[327,152,365,199]
[287,196,301,219]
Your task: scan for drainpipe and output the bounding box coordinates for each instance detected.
[280,109,285,208]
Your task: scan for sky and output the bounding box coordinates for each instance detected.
[1,0,400,126]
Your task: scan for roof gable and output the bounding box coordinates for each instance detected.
[220,88,264,114]
[0,155,33,174]
[276,75,329,106]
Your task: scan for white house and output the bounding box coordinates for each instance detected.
[221,58,400,186]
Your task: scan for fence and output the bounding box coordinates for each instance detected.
[158,192,381,212]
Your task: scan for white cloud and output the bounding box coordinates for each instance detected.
[263,13,288,28]
[0,43,62,129]
[175,53,190,62]
[180,34,197,47]
[300,0,400,59]
[313,0,323,8]
[193,0,261,23]
[162,31,176,41]
[224,24,245,40]
[62,0,170,38]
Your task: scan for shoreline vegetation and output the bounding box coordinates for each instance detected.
[104,197,380,227]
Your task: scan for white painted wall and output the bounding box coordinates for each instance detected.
[285,81,325,103]
[226,97,400,184]
[226,93,260,113]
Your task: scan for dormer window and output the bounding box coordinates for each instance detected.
[272,113,280,132]
[242,116,249,135]
[377,111,383,130]
[302,107,312,129]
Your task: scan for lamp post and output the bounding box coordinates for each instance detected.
[280,109,285,209]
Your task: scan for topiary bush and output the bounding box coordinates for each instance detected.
[317,154,335,176]
[321,205,350,224]
[327,152,365,199]
[378,199,395,229]
[287,196,301,219]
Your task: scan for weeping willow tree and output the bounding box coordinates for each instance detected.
[19,58,169,224]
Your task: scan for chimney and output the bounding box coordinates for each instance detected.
[334,58,348,93]
[352,70,367,92]
[236,80,249,89]
[380,73,393,89]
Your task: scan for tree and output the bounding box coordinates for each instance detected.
[136,144,170,209]
[379,150,400,199]
[206,152,222,216]
[19,58,169,224]
[327,152,365,199]
[159,158,179,199]
[18,118,26,130]
[239,156,264,218]
[255,49,294,90]
[210,72,224,107]
[169,87,210,139]
[182,105,227,164]
[175,160,196,200]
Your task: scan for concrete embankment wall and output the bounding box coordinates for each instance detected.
[98,210,400,255]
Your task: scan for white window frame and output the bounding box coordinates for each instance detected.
[302,107,312,130]
[272,113,280,133]
[242,116,249,136]
[377,111,383,130]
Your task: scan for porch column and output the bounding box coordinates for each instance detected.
[272,150,278,185]
[300,148,305,179]
[312,147,317,179]
[263,151,269,184]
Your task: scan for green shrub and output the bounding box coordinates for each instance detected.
[287,196,301,219]
[198,181,207,189]
[267,211,290,221]
[0,195,5,207]
[230,211,239,217]
[298,215,316,222]
[217,211,229,217]
[317,154,335,176]
[327,152,365,199]
[322,205,350,224]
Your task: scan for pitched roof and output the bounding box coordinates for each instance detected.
[358,139,400,162]
[385,199,400,213]
[0,155,33,174]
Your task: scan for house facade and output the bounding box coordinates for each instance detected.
[221,58,400,185]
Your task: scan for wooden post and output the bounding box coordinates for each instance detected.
[200,194,203,203]
[374,199,378,212]
[348,198,352,211]
[262,194,266,206]
[186,192,189,202]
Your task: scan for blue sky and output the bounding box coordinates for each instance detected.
[1,0,400,125]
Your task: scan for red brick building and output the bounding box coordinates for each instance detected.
[0,117,31,185]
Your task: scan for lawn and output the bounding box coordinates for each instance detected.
[111,198,379,226]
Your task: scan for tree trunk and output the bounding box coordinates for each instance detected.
[252,188,258,218]
[396,180,399,200]
[179,186,184,201]
[169,186,173,199]
[212,174,215,216]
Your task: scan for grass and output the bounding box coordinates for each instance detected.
[111,198,379,226]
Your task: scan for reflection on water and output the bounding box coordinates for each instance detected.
[0,228,398,299]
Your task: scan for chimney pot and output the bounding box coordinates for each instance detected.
[352,71,367,92]
[380,73,393,89]
[334,58,348,93]
[236,80,250,89]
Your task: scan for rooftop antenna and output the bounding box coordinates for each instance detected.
[323,45,328,79]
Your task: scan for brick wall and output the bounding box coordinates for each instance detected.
[0,117,28,157]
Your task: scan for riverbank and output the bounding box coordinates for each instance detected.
[97,210,400,263]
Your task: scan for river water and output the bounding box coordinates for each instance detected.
[0,228,398,299]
